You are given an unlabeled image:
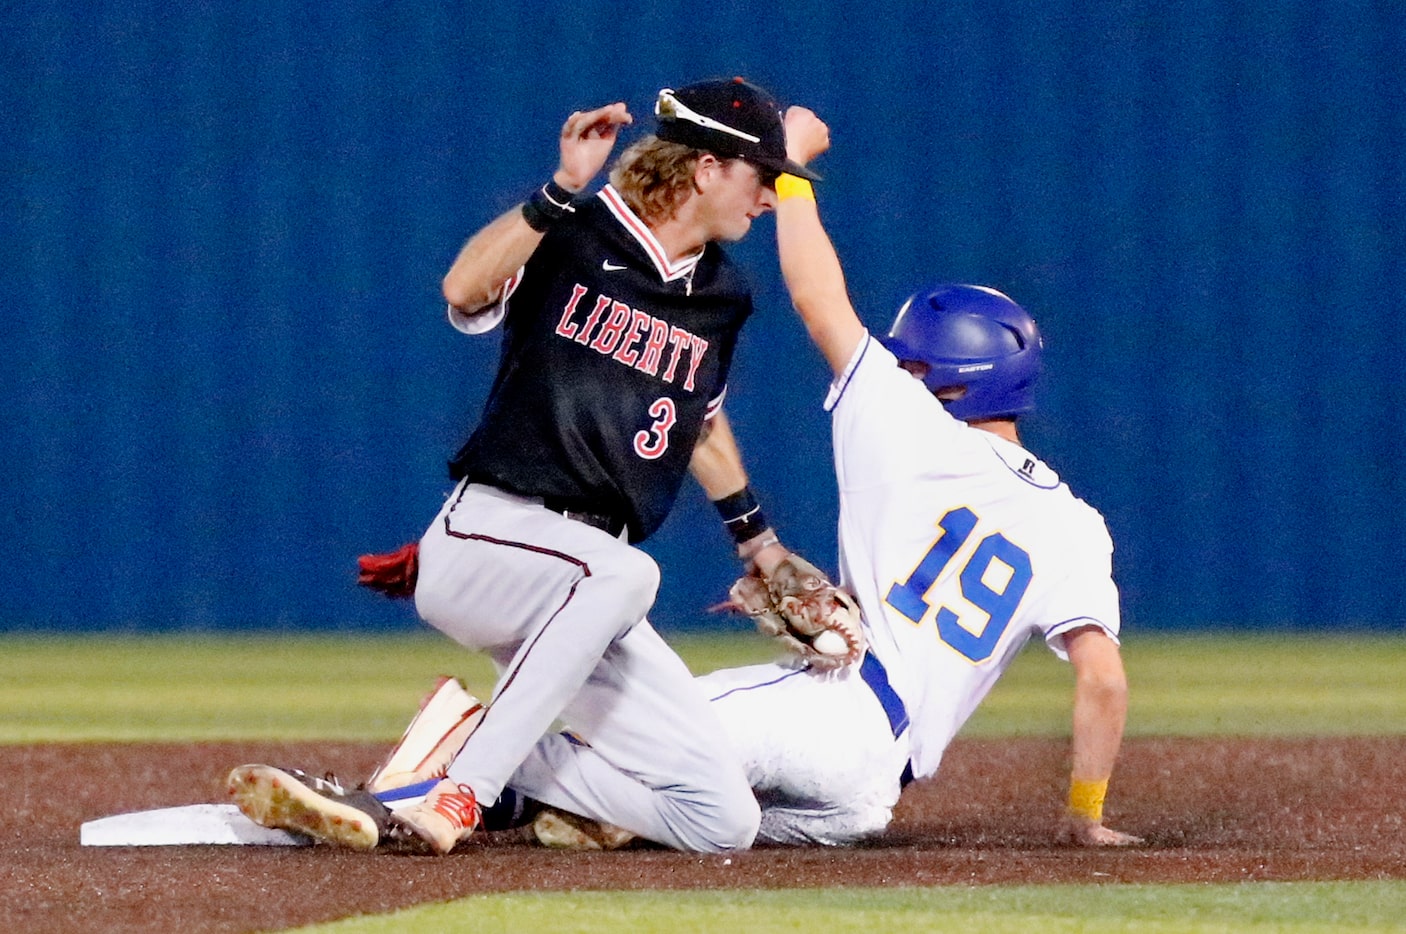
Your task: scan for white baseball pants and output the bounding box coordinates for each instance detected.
[414,482,759,852]
[698,661,911,845]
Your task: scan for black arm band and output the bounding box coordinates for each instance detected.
[714,486,771,545]
[521,179,577,232]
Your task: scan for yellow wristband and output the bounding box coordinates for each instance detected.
[775,174,815,202]
[1067,777,1109,823]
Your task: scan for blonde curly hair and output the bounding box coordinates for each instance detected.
[609,136,702,225]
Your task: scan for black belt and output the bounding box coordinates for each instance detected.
[540,497,626,538]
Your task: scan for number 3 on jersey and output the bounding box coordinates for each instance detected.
[633,397,677,460]
[885,506,1032,662]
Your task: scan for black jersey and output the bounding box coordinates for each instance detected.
[449,186,754,543]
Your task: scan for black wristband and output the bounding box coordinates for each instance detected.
[714,486,770,545]
[521,179,577,232]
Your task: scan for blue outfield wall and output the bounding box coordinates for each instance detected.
[3,1,1404,632]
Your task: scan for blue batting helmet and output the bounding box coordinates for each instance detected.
[880,284,1043,421]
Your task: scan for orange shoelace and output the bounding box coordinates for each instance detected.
[433,785,481,829]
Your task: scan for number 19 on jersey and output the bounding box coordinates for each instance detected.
[885,507,1032,662]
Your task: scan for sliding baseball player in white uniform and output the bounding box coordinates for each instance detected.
[692,109,1142,847]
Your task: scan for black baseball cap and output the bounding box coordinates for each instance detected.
[654,77,822,182]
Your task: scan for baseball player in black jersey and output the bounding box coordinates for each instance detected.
[229,79,824,854]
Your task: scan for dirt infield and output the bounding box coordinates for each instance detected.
[7,736,1405,933]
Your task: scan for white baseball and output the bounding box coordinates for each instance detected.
[811,630,848,656]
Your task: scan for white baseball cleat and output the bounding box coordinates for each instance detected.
[389,777,481,855]
[366,676,485,793]
[531,807,636,851]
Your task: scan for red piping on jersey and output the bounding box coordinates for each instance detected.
[705,385,727,420]
[598,186,702,283]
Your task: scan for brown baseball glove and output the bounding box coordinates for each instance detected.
[726,554,865,670]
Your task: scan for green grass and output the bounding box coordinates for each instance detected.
[0,631,778,743]
[294,882,1406,933]
[966,631,1406,737]
[3,631,1405,743]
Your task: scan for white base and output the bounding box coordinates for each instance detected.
[80,803,314,847]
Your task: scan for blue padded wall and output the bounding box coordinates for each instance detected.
[4,1,1403,630]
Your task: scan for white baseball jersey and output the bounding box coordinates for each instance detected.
[829,334,1120,780]
[701,333,1120,844]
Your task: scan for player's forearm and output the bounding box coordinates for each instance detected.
[1069,667,1129,783]
[1062,627,1130,831]
[1064,628,1129,781]
[689,412,788,573]
[776,197,845,323]
[1062,673,1128,834]
[444,104,628,313]
[442,207,546,312]
[689,410,748,501]
[775,195,866,375]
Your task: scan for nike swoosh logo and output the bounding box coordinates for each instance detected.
[601,260,627,271]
